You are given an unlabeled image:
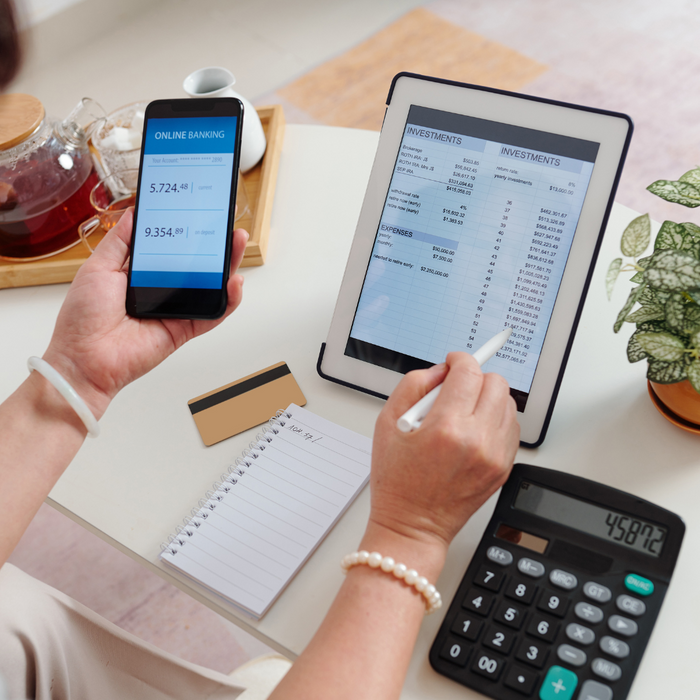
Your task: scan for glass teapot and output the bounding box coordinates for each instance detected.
[0,94,106,260]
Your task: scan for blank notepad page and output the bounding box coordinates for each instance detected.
[160,404,372,618]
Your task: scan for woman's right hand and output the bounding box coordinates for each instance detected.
[271,353,520,700]
[367,351,520,563]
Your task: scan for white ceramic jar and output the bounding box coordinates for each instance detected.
[183,67,266,173]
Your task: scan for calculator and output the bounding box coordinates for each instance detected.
[429,464,684,700]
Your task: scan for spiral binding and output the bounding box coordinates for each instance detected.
[160,408,291,556]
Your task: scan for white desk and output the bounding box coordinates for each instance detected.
[1,125,698,700]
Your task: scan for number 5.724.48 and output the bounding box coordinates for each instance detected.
[149,182,189,193]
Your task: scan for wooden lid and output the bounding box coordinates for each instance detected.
[0,94,45,151]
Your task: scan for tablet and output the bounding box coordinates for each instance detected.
[318,73,632,447]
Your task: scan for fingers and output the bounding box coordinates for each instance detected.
[465,367,520,481]
[385,352,518,432]
[473,371,514,428]
[476,372,521,474]
[88,208,134,272]
[413,352,519,444]
[221,228,249,318]
[425,352,484,426]
[230,227,249,275]
[382,362,449,421]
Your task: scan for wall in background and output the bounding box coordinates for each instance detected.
[20,0,83,25]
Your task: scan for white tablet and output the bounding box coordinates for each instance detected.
[318,73,632,446]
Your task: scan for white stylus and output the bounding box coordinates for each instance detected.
[396,328,513,433]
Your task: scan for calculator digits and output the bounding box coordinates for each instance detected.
[430,464,684,700]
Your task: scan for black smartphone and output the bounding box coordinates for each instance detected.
[126,98,243,319]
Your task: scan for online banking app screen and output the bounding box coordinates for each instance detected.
[131,115,237,290]
[346,106,598,409]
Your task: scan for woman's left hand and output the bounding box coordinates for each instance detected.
[43,209,248,419]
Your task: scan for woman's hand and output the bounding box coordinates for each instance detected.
[43,209,248,419]
[271,353,519,700]
[367,352,520,568]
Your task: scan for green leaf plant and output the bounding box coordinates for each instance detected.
[607,167,700,394]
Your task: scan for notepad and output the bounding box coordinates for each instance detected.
[160,404,372,618]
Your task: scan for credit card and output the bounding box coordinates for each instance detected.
[188,362,306,446]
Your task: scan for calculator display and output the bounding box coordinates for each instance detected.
[514,482,667,557]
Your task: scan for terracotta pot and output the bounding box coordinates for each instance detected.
[648,380,700,432]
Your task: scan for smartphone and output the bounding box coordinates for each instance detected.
[126,98,243,319]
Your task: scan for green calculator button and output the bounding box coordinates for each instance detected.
[539,665,578,700]
[625,573,654,596]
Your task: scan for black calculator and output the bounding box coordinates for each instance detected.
[430,464,684,700]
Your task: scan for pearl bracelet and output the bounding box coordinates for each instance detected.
[341,550,442,614]
[28,356,100,438]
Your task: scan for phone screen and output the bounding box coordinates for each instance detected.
[345,105,598,410]
[127,100,242,318]
[132,115,237,289]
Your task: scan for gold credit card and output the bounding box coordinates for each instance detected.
[188,362,306,446]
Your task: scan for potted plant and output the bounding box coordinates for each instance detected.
[607,167,700,428]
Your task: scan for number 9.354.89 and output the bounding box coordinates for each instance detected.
[145,226,184,238]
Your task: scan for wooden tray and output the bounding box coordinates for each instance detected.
[0,105,285,289]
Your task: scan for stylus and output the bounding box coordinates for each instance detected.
[396,328,513,433]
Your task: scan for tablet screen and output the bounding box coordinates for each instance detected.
[344,105,599,410]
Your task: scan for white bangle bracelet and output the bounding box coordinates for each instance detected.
[27,356,100,438]
[341,550,442,614]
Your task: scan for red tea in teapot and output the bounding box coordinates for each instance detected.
[0,162,99,259]
[0,94,107,260]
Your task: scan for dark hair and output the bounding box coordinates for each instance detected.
[0,0,21,89]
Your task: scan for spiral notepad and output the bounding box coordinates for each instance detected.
[160,403,372,618]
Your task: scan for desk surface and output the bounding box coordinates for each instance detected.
[1,125,698,700]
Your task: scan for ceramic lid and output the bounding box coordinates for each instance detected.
[0,94,45,151]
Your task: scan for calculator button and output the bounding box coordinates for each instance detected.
[487,546,513,566]
[515,638,549,669]
[625,573,654,596]
[474,564,505,592]
[518,557,545,578]
[575,602,604,624]
[599,635,630,659]
[505,578,538,604]
[556,644,587,667]
[494,600,526,629]
[537,589,569,618]
[608,614,638,637]
[471,651,504,681]
[462,588,494,616]
[591,657,622,682]
[579,679,613,700]
[450,612,483,641]
[583,581,612,603]
[616,593,646,616]
[526,613,558,642]
[483,625,516,654]
[439,637,471,666]
[549,569,577,590]
[565,623,595,645]
[539,665,578,700]
[503,665,539,695]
